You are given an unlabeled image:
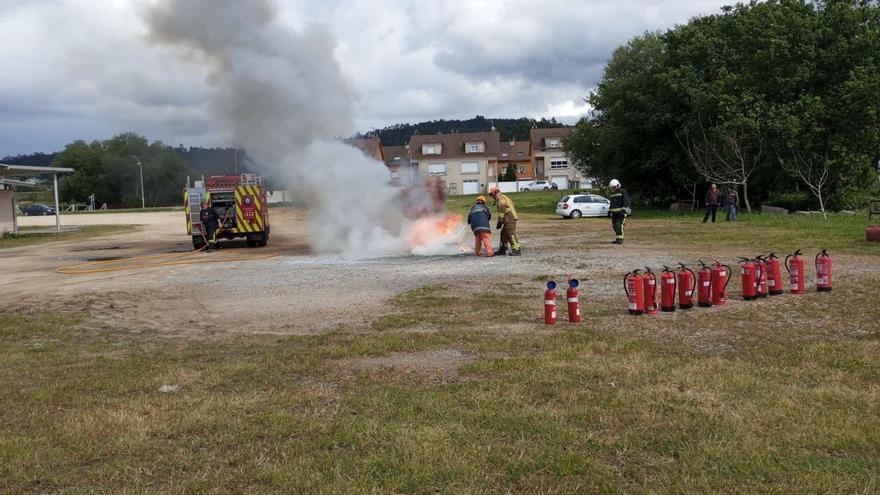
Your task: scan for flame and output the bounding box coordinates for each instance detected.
[404,213,472,255]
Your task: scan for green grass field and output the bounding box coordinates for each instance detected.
[2,198,879,493]
[449,190,880,255]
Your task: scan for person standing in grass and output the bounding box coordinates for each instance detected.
[467,195,494,257]
[608,179,630,244]
[724,185,739,221]
[703,183,721,223]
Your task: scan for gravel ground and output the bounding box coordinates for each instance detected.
[6,207,877,337]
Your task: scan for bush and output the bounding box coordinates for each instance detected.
[765,191,815,211]
[120,193,143,208]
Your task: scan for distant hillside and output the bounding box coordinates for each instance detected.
[1,152,57,167]
[357,115,569,146]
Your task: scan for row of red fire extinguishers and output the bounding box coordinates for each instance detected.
[622,249,833,315]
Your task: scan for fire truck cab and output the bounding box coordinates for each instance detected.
[184,174,270,250]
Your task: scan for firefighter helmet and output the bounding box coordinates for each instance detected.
[609,179,621,190]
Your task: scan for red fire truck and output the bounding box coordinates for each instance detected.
[184,174,270,250]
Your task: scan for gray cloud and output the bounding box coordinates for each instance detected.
[0,0,730,155]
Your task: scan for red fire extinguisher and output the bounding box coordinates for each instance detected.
[697,260,713,308]
[766,253,784,296]
[677,263,696,310]
[785,249,806,294]
[754,255,769,299]
[643,267,659,315]
[815,249,833,292]
[624,270,645,315]
[739,258,758,301]
[660,266,677,312]
[544,279,557,325]
[567,276,581,323]
[711,259,731,306]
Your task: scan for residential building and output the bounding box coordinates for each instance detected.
[343,136,384,162]
[382,145,415,186]
[498,140,533,180]
[529,127,581,189]
[409,131,500,195]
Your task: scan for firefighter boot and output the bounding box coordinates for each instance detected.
[509,249,522,256]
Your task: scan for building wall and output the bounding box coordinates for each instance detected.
[0,189,14,235]
[532,150,580,184]
[496,159,535,180]
[418,157,491,195]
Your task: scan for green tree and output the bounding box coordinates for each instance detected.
[503,162,518,182]
[55,133,198,207]
[569,0,880,209]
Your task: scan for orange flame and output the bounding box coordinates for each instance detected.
[405,213,471,254]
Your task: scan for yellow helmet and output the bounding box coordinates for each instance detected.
[476,195,486,203]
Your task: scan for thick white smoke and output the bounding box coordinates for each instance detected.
[146,0,432,255]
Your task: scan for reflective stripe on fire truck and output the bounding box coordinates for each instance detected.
[184,191,192,235]
[234,185,264,233]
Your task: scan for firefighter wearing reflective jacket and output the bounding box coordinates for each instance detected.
[608,179,630,245]
[488,187,521,256]
[199,200,220,251]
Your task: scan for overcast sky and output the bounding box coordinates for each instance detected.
[0,0,730,156]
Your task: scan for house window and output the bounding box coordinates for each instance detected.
[423,144,441,155]
[466,142,484,153]
[428,163,446,176]
[547,138,561,148]
[550,157,568,169]
[461,162,479,174]
[517,165,526,174]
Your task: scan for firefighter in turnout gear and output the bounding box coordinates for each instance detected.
[467,195,494,257]
[488,187,521,256]
[199,200,221,251]
[608,179,630,244]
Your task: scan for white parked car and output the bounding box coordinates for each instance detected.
[556,194,611,218]
[520,180,558,191]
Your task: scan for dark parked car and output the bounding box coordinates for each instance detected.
[23,204,56,216]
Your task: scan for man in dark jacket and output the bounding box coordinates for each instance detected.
[724,186,739,221]
[199,200,220,251]
[608,179,630,244]
[467,195,494,257]
[703,183,720,223]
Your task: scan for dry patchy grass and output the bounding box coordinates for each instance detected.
[2,269,879,493]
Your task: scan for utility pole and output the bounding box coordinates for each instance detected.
[131,156,145,209]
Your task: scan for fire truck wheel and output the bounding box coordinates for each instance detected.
[192,236,206,250]
[257,233,268,247]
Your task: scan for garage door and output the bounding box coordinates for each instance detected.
[550,176,569,190]
[462,180,480,195]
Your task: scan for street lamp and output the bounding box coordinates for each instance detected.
[131,156,145,209]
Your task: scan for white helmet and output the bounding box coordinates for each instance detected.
[609,179,621,190]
